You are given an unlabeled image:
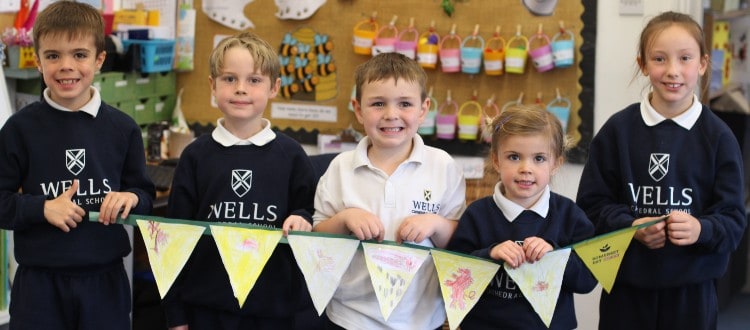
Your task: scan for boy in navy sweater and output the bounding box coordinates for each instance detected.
[163,32,316,330]
[576,12,746,330]
[0,1,155,329]
[448,105,596,329]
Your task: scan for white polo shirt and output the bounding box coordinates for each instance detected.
[313,135,467,330]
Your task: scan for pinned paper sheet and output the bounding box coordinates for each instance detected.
[287,234,360,315]
[432,249,500,330]
[202,0,254,30]
[210,225,282,308]
[274,0,326,20]
[136,220,205,298]
[504,248,571,328]
[362,243,430,321]
[573,226,637,293]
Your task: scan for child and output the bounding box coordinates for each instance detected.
[313,52,466,330]
[163,31,317,330]
[447,105,597,329]
[576,11,747,330]
[0,1,156,329]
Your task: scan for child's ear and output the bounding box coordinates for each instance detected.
[270,77,281,98]
[34,53,41,73]
[419,97,430,120]
[699,54,709,76]
[352,99,365,124]
[95,51,106,71]
[551,155,564,176]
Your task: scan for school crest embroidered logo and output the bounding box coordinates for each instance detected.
[231,169,252,197]
[649,153,669,182]
[66,149,85,175]
[424,190,432,202]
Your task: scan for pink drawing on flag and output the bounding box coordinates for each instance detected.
[444,268,474,310]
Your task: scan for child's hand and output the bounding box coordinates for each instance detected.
[490,240,525,268]
[340,208,384,241]
[632,216,666,249]
[169,325,188,330]
[43,179,85,232]
[523,236,553,263]
[666,211,701,246]
[98,191,139,225]
[282,215,312,236]
[396,214,437,244]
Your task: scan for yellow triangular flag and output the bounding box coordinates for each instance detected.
[431,249,500,330]
[362,243,430,321]
[287,235,360,315]
[210,225,282,308]
[505,248,571,328]
[573,226,637,293]
[135,219,205,298]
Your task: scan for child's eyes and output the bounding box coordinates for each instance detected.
[74,52,88,59]
[508,154,520,161]
[219,76,264,84]
[534,155,547,162]
[45,54,59,60]
[368,101,415,108]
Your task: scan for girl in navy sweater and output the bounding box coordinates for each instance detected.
[576,11,746,330]
[448,105,596,329]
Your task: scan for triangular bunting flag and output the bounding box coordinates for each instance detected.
[287,234,360,315]
[361,242,430,321]
[135,220,205,298]
[210,225,282,308]
[504,248,571,328]
[573,226,637,293]
[431,249,501,330]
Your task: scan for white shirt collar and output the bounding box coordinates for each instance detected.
[43,86,101,117]
[640,93,701,130]
[492,182,550,222]
[353,134,426,169]
[211,118,276,146]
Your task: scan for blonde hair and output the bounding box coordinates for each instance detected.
[33,0,105,55]
[354,52,427,103]
[209,32,280,83]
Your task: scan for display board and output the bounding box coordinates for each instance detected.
[177,0,595,162]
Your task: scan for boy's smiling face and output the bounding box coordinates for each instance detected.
[353,77,428,154]
[35,33,104,111]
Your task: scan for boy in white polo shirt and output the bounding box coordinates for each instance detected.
[312,52,467,330]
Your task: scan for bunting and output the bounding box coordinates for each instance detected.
[93,213,665,326]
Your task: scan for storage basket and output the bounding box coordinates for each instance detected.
[122,39,175,73]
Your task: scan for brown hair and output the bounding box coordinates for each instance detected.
[32,0,105,55]
[489,104,568,164]
[354,52,427,103]
[635,11,710,92]
[209,32,280,84]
